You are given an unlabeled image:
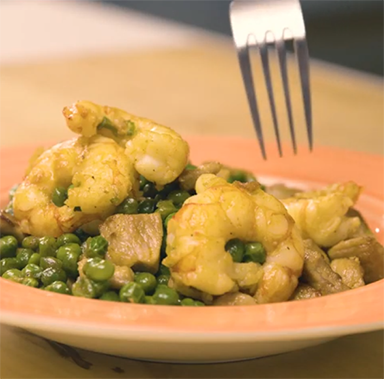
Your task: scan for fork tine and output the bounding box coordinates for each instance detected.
[259,41,282,157]
[295,38,313,151]
[275,38,297,154]
[237,46,267,160]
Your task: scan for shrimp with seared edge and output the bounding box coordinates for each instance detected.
[282,182,362,247]
[13,135,134,237]
[163,174,305,304]
[13,101,189,237]
[63,101,189,185]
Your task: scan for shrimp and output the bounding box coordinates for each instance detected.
[63,101,189,185]
[163,174,305,304]
[13,100,189,236]
[282,182,362,247]
[66,135,136,215]
[13,135,134,237]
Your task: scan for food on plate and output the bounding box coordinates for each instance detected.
[289,284,321,301]
[163,174,304,304]
[12,101,189,237]
[100,213,163,274]
[282,182,362,247]
[328,236,384,283]
[300,239,350,295]
[1,101,383,306]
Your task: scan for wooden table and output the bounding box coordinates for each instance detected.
[1,44,383,155]
[0,2,383,378]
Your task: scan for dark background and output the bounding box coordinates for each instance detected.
[103,0,383,76]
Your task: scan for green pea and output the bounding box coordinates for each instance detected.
[56,233,81,247]
[2,268,23,283]
[22,263,42,279]
[152,285,179,305]
[99,291,120,302]
[40,256,62,271]
[57,249,80,278]
[22,236,40,251]
[164,213,176,228]
[139,175,149,190]
[159,181,179,198]
[145,295,155,304]
[181,298,205,306]
[227,170,247,183]
[22,277,39,287]
[41,267,66,286]
[225,239,245,263]
[72,277,96,298]
[116,197,139,215]
[153,194,163,203]
[0,235,18,258]
[81,238,91,256]
[39,236,57,257]
[21,278,39,288]
[0,258,19,275]
[157,275,170,286]
[61,251,79,277]
[88,236,108,258]
[74,228,89,243]
[56,243,82,261]
[167,190,190,207]
[66,278,75,292]
[180,298,195,306]
[119,282,145,303]
[142,182,157,198]
[83,257,115,282]
[157,264,170,277]
[9,184,19,200]
[185,163,197,170]
[244,242,266,264]
[138,199,156,214]
[156,200,178,220]
[134,272,157,295]
[28,253,41,266]
[93,280,110,297]
[16,248,34,269]
[52,186,68,207]
[45,281,70,295]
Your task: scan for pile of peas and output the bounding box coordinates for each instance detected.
[0,166,266,305]
[0,232,204,306]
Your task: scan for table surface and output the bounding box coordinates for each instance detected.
[0,2,383,379]
[1,43,383,154]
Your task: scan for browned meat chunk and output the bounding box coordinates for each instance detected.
[328,236,384,283]
[301,239,349,295]
[290,284,322,301]
[347,208,374,237]
[178,162,222,191]
[100,213,163,274]
[0,210,25,242]
[330,257,365,289]
[213,292,257,306]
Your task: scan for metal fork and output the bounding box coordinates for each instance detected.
[230,0,312,159]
